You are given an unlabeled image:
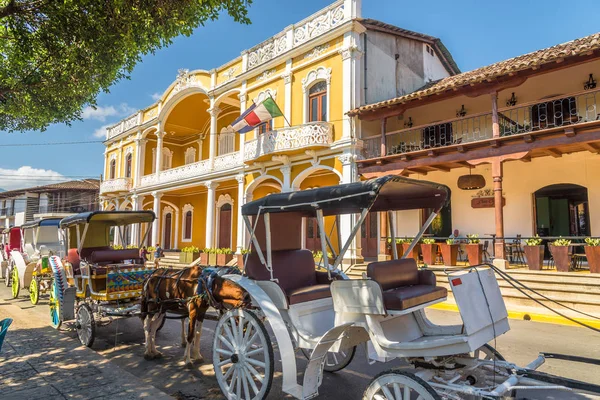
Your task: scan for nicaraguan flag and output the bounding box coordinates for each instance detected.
[229,97,283,133]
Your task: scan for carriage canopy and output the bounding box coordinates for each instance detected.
[22,218,62,230]
[241,175,450,217]
[60,211,155,228]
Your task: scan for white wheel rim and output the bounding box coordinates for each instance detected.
[214,309,270,400]
[365,374,436,400]
[77,306,93,346]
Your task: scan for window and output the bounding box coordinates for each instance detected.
[152,148,173,172]
[309,81,327,122]
[125,153,132,178]
[109,159,116,179]
[184,147,196,165]
[257,120,272,134]
[182,204,194,241]
[218,127,235,155]
[426,45,434,56]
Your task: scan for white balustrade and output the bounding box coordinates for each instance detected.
[106,112,141,140]
[100,178,132,194]
[244,122,333,161]
[214,152,242,170]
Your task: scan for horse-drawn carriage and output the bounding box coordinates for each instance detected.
[50,211,156,346]
[0,228,10,282]
[211,175,600,399]
[3,226,23,292]
[10,218,65,304]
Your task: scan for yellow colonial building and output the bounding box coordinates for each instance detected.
[99,0,458,261]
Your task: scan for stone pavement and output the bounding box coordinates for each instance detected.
[0,303,172,399]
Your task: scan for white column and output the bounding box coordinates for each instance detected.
[282,59,292,127]
[238,87,247,162]
[235,174,246,254]
[208,102,220,169]
[204,181,219,248]
[196,139,203,162]
[151,191,162,246]
[273,155,292,192]
[340,31,363,140]
[155,129,164,175]
[134,136,146,188]
[131,194,140,245]
[116,143,123,177]
[174,209,179,249]
[338,153,358,262]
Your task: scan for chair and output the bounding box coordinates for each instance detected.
[0,318,13,353]
[482,241,493,263]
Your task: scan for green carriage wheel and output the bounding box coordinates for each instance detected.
[29,278,39,305]
[11,266,19,299]
[49,281,62,329]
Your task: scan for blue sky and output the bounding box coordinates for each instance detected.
[1,0,599,190]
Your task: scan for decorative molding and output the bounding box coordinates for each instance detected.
[305,150,319,166]
[223,66,237,81]
[204,181,220,190]
[109,153,117,161]
[302,66,332,92]
[338,45,361,61]
[256,69,276,82]
[181,203,194,242]
[145,108,157,119]
[124,146,134,155]
[168,69,203,101]
[247,34,288,70]
[214,152,242,171]
[281,71,292,85]
[254,162,266,176]
[253,88,277,104]
[337,153,356,165]
[184,147,197,164]
[304,44,330,59]
[141,160,211,187]
[293,2,345,46]
[100,178,132,194]
[208,106,222,117]
[235,174,245,184]
[216,193,234,208]
[272,154,291,166]
[107,112,141,140]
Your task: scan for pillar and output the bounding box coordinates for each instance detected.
[340,29,362,140]
[134,136,146,187]
[338,153,361,264]
[380,118,387,157]
[208,102,220,169]
[492,159,506,260]
[273,155,291,192]
[235,174,246,254]
[174,209,179,249]
[238,88,247,160]
[131,194,140,245]
[204,181,219,248]
[282,61,292,127]
[491,91,500,138]
[151,191,162,246]
[155,129,164,175]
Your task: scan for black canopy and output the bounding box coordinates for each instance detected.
[60,211,155,228]
[21,218,62,229]
[242,175,450,216]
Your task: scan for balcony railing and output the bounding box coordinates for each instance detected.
[140,160,211,187]
[100,178,132,194]
[363,88,600,159]
[244,122,333,162]
[214,152,242,170]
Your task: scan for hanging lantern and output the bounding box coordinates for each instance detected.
[457,169,486,190]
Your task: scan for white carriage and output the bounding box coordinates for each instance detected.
[213,175,600,399]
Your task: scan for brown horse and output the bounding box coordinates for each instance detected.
[141,266,248,366]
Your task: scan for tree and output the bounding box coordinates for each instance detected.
[0,0,252,132]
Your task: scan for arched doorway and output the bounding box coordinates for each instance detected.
[163,212,172,249]
[534,184,590,237]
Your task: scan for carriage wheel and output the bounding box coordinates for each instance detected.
[363,370,441,400]
[213,308,274,400]
[473,343,505,361]
[29,278,40,305]
[75,303,96,347]
[11,265,19,299]
[49,281,62,329]
[300,345,356,372]
[4,264,11,287]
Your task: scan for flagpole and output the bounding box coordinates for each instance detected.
[268,93,292,128]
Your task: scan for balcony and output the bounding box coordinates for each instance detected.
[362,89,600,160]
[244,122,333,162]
[100,178,132,194]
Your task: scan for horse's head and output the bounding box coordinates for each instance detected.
[213,276,251,308]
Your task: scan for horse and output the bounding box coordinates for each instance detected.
[141,266,248,366]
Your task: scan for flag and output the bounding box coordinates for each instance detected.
[229,97,283,133]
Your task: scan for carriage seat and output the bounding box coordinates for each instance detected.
[88,249,142,274]
[245,249,340,305]
[367,259,447,311]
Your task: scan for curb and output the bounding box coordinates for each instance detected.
[430,302,600,330]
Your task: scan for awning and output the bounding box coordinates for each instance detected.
[60,211,155,228]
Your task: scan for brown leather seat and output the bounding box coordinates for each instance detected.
[245,249,338,305]
[367,258,447,311]
[67,248,81,275]
[88,249,142,275]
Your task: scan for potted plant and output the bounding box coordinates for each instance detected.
[216,248,234,266]
[206,248,217,266]
[421,238,437,265]
[466,234,483,266]
[199,248,209,266]
[550,238,572,272]
[401,238,421,261]
[236,248,250,270]
[523,235,544,271]
[313,250,334,267]
[180,246,200,264]
[147,246,156,262]
[584,238,600,274]
[440,239,459,266]
[111,244,124,250]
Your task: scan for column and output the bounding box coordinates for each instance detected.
[134,136,147,188]
[155,129,164,175]
[340,29,363,140]
[282,60,292,127]
[116,143,123,177]
[151,191,162,246]
[204,181,219,248]
[492,159,506,260]
[235,174,246,254]
[208,102,220,169]
[238,88,247,161]
[491,91,500,138]
[131,194,140,244]
[380,118,387,157]
[174,209,179,249]
[338,153,362,264]
[273,155,291,192]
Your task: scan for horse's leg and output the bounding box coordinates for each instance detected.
[149,313,164,358]
[183,305,196,367]
[180,317,187,347]
[192,301,209,363]
[143,314,155,360]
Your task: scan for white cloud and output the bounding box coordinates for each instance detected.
[92,124,112,139]
[0,166,66,191]
[151,92,161,101]
[82,103,137,122]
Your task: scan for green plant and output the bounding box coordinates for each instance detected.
[553,238,572,247]
[525,235,543,246]
[446,238,458,245]
[395,238,410,244]
[422,238,436,245]
[216,248,233,255]
[312,250,333,260]
[239,248,251,255]
[182,246,200,253]
[466,234,480,244]
[585,237,600,246]
[203,248,217,254]
[147,246,156,252]
[111,244,124,250]
[126,244,137,249]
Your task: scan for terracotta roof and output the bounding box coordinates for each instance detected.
[349,32,600,117]
[358,19,460,75]
[0,179,99,199]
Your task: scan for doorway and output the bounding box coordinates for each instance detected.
[163,213,172,249]
[361,212,378,259]
[218,204,232,248]
[305,217,321,251]
[534,184,590,237]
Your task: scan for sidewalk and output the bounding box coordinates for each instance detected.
[0,301,172,400]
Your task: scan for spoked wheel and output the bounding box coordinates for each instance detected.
[472,343,505,361]
[363,370,441,400]
[213,308,274,400]
[49,281,62,329]
[29,277,40,305]
[75,303,95,347]
[11,265,19,298]
[4,263,10,287]
[300,345,357,372]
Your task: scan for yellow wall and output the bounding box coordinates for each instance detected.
[216,59,243,86]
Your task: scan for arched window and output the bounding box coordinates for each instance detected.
[218,127,235,155]
[309,81,327,122]
[125,153,132,178]
[109,159,116,179]
[152,147,173,172]
[182,204,194,242]
[184,147,196,165]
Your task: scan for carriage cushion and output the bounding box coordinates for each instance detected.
[67,248,81,275]
[245,249,336,305]
[89,249,140,264]
[367,259,447,311]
